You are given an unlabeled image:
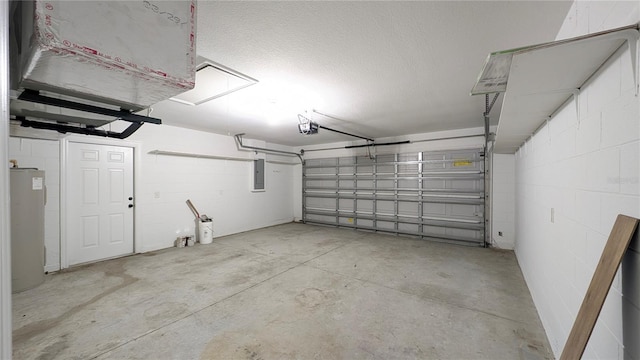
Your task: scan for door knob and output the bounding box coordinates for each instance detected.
[128,204,134,208]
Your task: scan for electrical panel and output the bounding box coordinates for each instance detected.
[254,159,265,190]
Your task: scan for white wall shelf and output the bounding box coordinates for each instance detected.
[148,150,296,165]
[148,150,253,162]
[472,24,639,154]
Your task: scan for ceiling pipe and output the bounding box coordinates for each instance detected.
[234,133,304,164]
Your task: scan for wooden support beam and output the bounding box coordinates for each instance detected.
[560,214,639,360]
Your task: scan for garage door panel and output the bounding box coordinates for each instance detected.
[377,179,395,188]
[450,179,481,190]
[313,159,337,167]
[356,199,373,213]
[357,165,373,173]
[376,154,395,162]
[398,179,418,189]
[423,179,446,189]
[376,221,396,230]
[398,163,419,173]
[306,167,333,175]
[376,200,394,214]
[306,179,335,188]
[339,157,355,165]
[306,214,335,223]
[423,225,447,236]
[423,203,447,216]
[446,228,482,242]
[306,197,336,210]
[398,223,419,233]
[303,148,485,246]
[358,219,374,228]
[450,204,481,217]
[398,202,418,216]
[338,199,353,212]
[356,156,375,164]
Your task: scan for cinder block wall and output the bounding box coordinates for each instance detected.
[491,154,515,249]
[514,1,640,358]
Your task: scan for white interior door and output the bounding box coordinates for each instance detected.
[67,142,134,265]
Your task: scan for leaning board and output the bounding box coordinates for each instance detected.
[560,214,639,360]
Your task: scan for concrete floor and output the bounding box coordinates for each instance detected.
[13,223,552,360]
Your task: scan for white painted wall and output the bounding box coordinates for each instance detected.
[104,124,297,253]
[514,1,640,358]
[293,163,303,222]
[491,154,515,249]
[8,138,60,272]
[0,1,12,357]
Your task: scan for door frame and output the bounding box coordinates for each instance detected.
[60,136,141,269]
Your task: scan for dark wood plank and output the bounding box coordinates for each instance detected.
[560,214,639,360]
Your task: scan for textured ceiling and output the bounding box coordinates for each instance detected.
[151,1,573,146]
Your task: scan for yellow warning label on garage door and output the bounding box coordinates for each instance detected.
[453,160,472,167]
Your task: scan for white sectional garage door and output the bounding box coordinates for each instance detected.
[303,149,485,246]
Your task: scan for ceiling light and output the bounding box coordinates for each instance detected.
[170,60,257,106]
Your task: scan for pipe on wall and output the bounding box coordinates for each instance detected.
[234,133,304,164]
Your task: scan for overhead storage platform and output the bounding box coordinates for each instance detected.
[9,0,197,138]
[11,0,196,110]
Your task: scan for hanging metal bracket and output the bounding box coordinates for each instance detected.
[13,89,161,139]
[14,116,143,139]
[18,89,161,124]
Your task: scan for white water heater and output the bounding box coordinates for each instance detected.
[10,168,45,293]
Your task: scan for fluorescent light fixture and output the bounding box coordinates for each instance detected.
[170,60,258,106]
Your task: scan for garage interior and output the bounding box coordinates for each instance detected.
[1,1,639,360]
